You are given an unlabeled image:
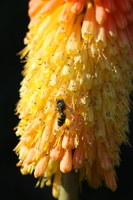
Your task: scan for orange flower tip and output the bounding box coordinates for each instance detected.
[73,144,84,170]
[13,126,17,131]
[71,0,84,14]
[104,171,117,192]
[41,0,64,14]
[81,3,95,40]
[28,0,44,19]
[20,166,28,175]
[50,146,64,161]
[62,132,75,150]
[25,148,35,164]
[16,161,22,167]
[95,1,107,25]
[34,157,49,178]
[19,146,29,160]
[60,150,72,173]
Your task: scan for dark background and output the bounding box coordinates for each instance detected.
[1,1,133,199]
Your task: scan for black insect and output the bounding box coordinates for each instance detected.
[56,99,66,126]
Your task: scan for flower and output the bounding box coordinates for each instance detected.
[14,0,133,198]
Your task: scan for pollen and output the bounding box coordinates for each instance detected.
[14,0,133,198]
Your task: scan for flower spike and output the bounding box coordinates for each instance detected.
[14,0,133,198]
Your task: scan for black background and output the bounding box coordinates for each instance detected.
[1,1,133,199]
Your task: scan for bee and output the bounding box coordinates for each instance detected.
[56,99,66,126]
[56,99,74,126]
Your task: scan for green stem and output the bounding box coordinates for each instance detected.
[58,170,79,200]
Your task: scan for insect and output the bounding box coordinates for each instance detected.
[56,99,67,126]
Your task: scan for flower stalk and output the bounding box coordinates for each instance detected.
[59,171,79,200]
